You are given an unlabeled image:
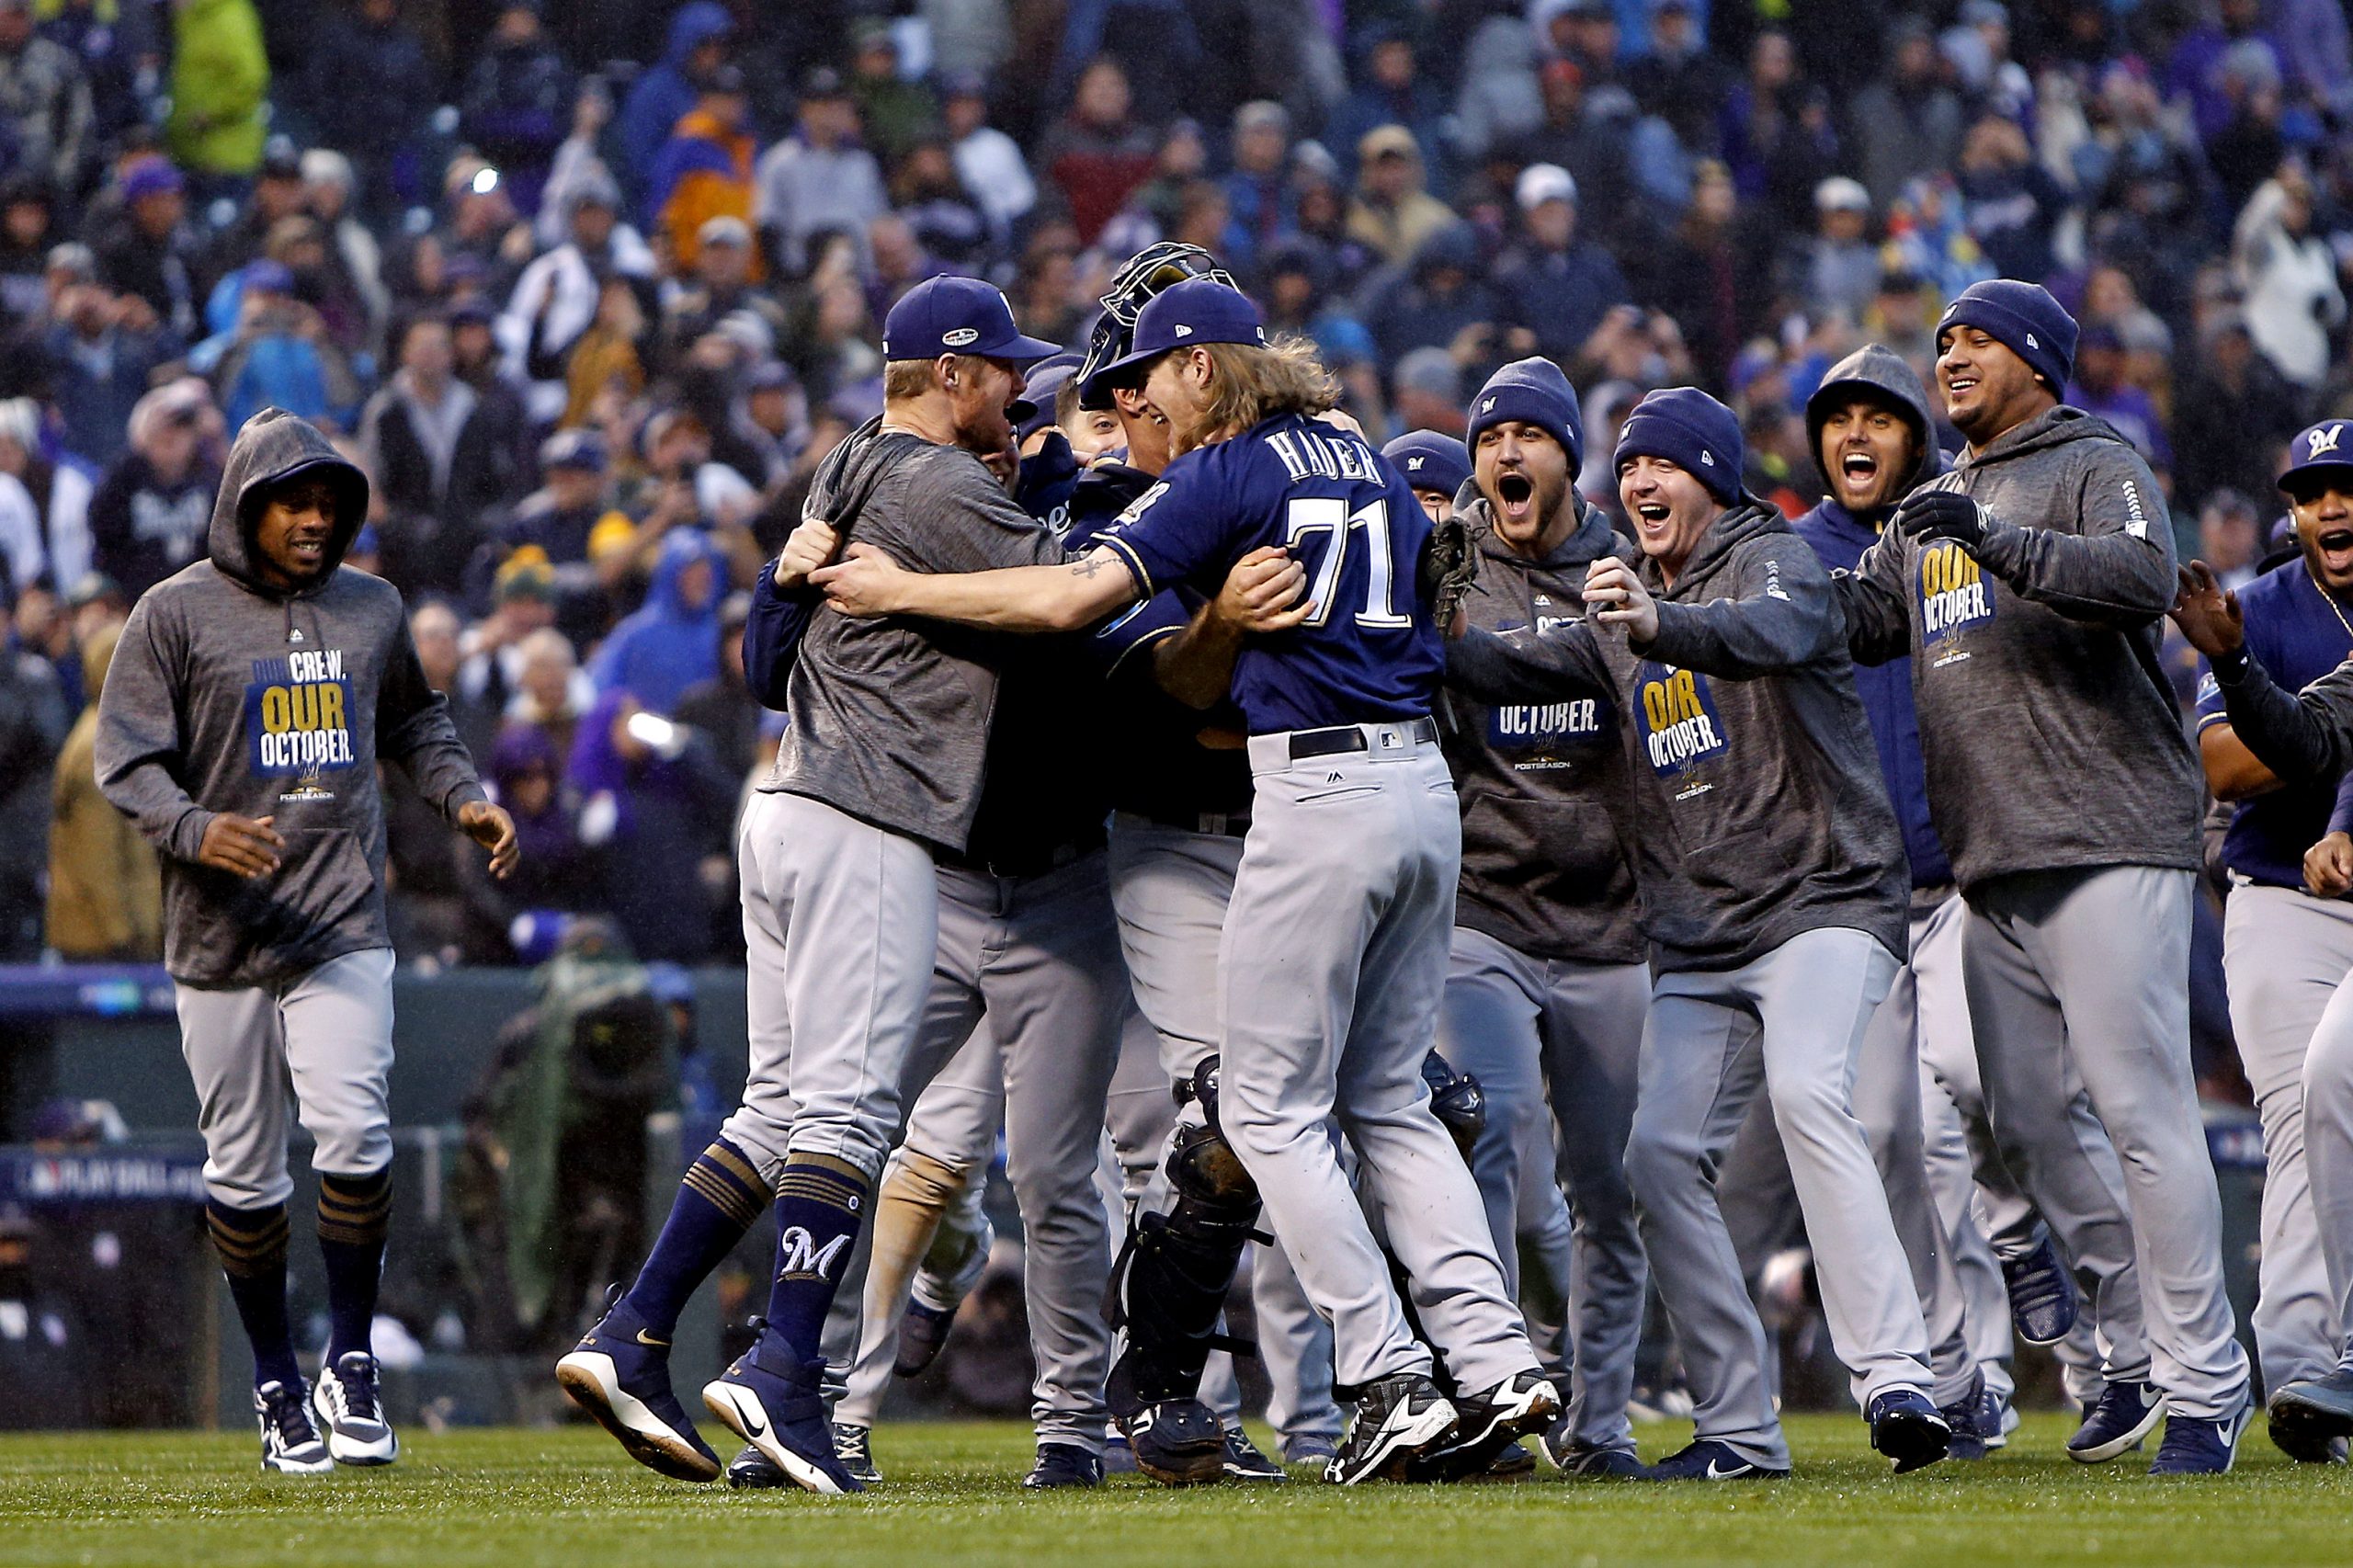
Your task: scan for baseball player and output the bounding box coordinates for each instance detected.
[813,278,1558,1485]
[1836,278,2251,1473]
[558,276,1065,1494]
[2171,441,2353,1459]
[1410,369,1653,1479]
[95,408,517,1472]
[1446,385,1948,1479]
[724,318,1310,1492]
[2185,420,2353,1461]
[1794,346,2153,1452]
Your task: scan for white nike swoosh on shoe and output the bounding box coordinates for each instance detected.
[1705,1457,1753,1479]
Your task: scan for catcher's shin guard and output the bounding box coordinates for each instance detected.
[1104,1059,1266,1483]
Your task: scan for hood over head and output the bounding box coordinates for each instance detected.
[209,407,369,596]
[648,525,724,619]
[1804,344,1945,504]
[664,2,733,65]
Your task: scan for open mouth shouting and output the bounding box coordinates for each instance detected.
[1495,471,1536,526]
[1633,499,1672,542]
[2318,527,2353,577]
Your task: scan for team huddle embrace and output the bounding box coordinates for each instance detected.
[114,242,2353,1489]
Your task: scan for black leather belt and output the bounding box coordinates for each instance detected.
[1285,717,1438,759]
[936,831,1103,881]
[1134,810,1252,837]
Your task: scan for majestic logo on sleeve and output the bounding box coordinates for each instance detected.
[244,649,356,801]
[1635,659,1727,795]
[1917,541,1993,662]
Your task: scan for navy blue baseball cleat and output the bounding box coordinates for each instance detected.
[702,1341,864,1495]
[312,1350,398,1466]
[1403,1369,1561,1483]
[254,1379,334,1474]
[557,1295,722,1482]
[2001,1233,2078,1346]
[1548,1432,1645,1478]
[1868,1387,1952,1472]
[1118,1396,1228,1486]
[1021,1443,1105,1490]
[1221,1426,1287,1482]
[2268,1369,2353,1461]
[2149,1402,2251,1475]
[893,1299,958,1379]
[2068,1380,2164,1463]
[1324,1373,1459,1484]
[1641,1439,1788,1481]
[702,1338,864,1494]
[1939,1369,1995,1461]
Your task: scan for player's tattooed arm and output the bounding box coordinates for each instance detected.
[813,542,1142,631]
[1154,547,1308,709]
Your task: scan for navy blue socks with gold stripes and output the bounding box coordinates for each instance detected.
[622,1137,771,1341]
[317,1166,392,1363]
[761,1153,871,1359]
[208,1198,300,1389]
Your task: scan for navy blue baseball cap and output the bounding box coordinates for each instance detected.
[2280,418,2353,497]
[881,275,1059,365]
[1092,278,1269,381]
[1383,430,1472,498]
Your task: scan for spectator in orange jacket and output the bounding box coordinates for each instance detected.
[649,66,760,280]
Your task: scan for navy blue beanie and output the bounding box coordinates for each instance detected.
[1382,430,1472,499]
[1937,278,2076,393]
[1465,357,1584,476]
[1614,386,1743,505]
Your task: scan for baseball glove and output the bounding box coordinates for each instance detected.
[1419,508,1485,628]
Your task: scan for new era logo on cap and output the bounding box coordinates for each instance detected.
[2026,332,2039,348]
[1699,450,1715,466]
[1174,324,1193,337]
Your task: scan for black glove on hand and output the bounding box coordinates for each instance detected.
[1894,487,1992,549]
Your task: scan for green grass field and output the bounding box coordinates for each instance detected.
[5,1415,2347,1568]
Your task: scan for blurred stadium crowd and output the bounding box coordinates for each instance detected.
[0,0,2341,1004]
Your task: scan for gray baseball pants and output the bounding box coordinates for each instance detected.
[1107,814,1341,1446]
[2222,881,2352,1392]
[1218,727,1535,1396]
[2293,957,2353,1377]
[1913,889,2131,1404]
[1625,924,1930,1469]
[1963,866,2249,1418]
[175,946,397,1207]
[723,790,938,1186]
[1437,925,1648,1449]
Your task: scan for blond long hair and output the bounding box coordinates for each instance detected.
[1193,335,1341,440]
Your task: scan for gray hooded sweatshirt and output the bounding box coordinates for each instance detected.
[1836,406,2199,890]
[759,417,1062,851]
[1440,492,1645,966]
[1449,499,1908,972]
[96,408,486,988]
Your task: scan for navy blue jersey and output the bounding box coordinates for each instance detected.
[2196,558,2353,887]
[1098,413,1443,734]
[1064,462,1254,818]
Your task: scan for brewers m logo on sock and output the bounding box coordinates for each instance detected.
[1635,659,1726,797]
[1489,615,1610,767]
[244,650,356,801]
[1917,540,1993,664]
[776,1226,851,1282]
